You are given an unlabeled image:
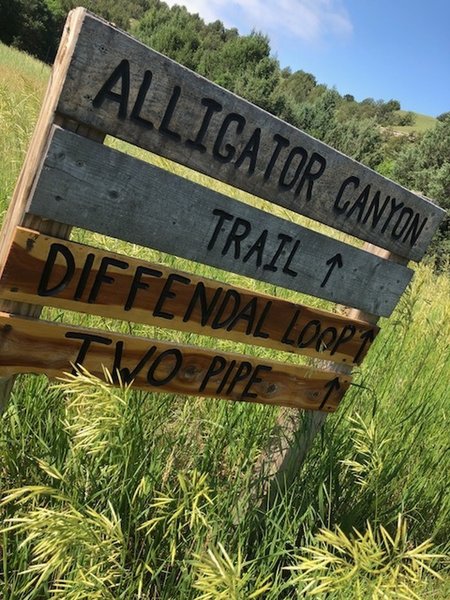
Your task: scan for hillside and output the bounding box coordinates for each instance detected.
[391,110,437,134]
[0,38,450,599]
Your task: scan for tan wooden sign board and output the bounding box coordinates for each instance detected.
[55,11,445,261]
[0,227,378,365]
[0,312,350,411]
[27,127,413,317]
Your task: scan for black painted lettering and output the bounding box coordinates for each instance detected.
[125,266,163,311]
[264,233,292,272]
[226,297,258,335]
[243,230,268,267]
[153,273,191,320]
[392,207,414,239]
[362,191,390,229]
[235,127,261,174]
[226,361,252,394]
[334,176,360,214]
[38,243,75,297]
[242,364,272,399]
[88,257,129,304]
[316,327,338,352]
[112,341,157,384]
[147,349,183,386]
[159,85,182,141]
[278,147,307,190]
[92,59,130,120]
[130,70,154,129]
[253,301,272,339]
[264,133,290,180]
[282,240,300,276]
[281,309,300,345]
[222,218,251,258]
[347,185,370,221]
[199,355,227,391]
[73,253,95,301]
[213,113,246,163]
[216,360,237,394]
[65,331,112,374]
[183,282,224,326]
[353,330,375,364]
[295,152,326,200]
[402,213,428,247]
[186,98,223,153]
[207,209,234,251]
[211,290,241,329]
[381,197,404,232]
[330,324,356,356]
[297,320,320,348]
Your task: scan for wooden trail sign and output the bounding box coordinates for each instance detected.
[54,11,446,261]
[0,312,350,411]
[0,227,378,365]
[0,7,444,423]
[27,126,413,317]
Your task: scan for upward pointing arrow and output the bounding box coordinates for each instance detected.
[318,377,341,410]
[321,253,343,288]
[353,329,376,364]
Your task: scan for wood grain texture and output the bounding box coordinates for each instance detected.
[0,9,88,277]
[0,312,351,411]
[0,227,379,365]
[0,8,92,414]
[55,12,445,261]
[27,127,413,317]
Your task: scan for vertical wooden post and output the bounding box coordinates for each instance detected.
[254,244,408,504]
[0,8,104,414]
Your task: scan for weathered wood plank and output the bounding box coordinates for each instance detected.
[27,127,413,317]
[55,12,445,261]
[0,227,379,365]
[0,9,88,277]
[0,7,92,414]
[0,312,351,411]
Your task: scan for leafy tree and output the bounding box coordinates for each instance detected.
[55,0,149,30]
[280,69,317,105]
[133,2,204,70]
[436,111,450,122]
[0,0,59,62]
[397,111,415,126]
[329,117,383,169]
[295,89,340,142]
[393,119,450,265]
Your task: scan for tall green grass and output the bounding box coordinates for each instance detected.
[0,42,449,598]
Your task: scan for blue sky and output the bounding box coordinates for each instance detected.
[164,0,449,117]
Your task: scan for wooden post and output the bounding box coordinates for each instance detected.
[0,8,104,414]
[254,244,408,504]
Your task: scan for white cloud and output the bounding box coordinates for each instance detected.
[163,0,353,44]
[164,0,228,25]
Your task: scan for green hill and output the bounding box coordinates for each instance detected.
[391,110,437,134]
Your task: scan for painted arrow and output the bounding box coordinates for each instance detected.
[318,377,341,410]
[320,253,343,288]
[353,329,376,364]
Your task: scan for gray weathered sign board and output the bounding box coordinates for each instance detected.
[27,127,413,316]
[55,12,445,261]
